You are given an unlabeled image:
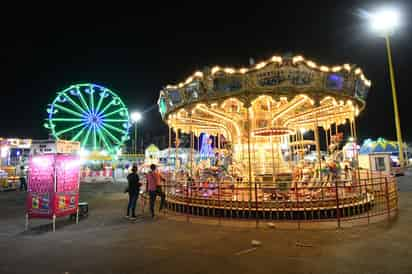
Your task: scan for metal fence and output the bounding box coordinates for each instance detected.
[160,170,398,228]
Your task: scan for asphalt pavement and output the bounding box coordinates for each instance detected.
[0,175,411,274]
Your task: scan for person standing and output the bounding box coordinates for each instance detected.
[125,165,141,220]
[146,164,165,218]
[19,175,27,191]
[19,166,27,191]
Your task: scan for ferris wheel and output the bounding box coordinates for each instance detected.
[44,83,130,154]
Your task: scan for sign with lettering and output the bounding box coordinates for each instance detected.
[27,154,80,219]
[31,140,80,155]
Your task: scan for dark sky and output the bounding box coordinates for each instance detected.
[2,1,412,142]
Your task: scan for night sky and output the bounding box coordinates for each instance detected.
[2,1,412,143]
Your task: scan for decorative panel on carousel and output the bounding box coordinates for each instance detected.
[167,89,183,107]
[254,64,319,88]
[213,74,243,93]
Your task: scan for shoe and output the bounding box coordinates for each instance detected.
[129,216,137,220]
[124,215,130,219]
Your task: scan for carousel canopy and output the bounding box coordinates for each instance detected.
[158,53,371,120]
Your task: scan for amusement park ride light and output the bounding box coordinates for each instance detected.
[306,60,317,68]
[239,68,248,74]
[292,56,304,64]
[194,71,203,78]
[255,62,267,69]
[331,66,342,72]
[271,56,282,63]
[211,66,220,75]
[224,68,235,74]
[185,77,193,84]
[320,66,330,72]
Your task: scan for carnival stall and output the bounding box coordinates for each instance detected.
[80,150,114,183]
[145,144,160,164]
[26,140,81,232]
[0,138,32,191]
[359,138,405,175]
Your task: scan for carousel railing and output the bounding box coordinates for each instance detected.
[161,169,398,228]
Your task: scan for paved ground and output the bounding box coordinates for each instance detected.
[0,176,411,274]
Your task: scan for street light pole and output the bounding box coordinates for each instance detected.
[385,35,405,167]
[130,111,142,158]
[368,7,405,167]
[134,121,138,155]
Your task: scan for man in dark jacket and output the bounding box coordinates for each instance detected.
[125,165,141,219]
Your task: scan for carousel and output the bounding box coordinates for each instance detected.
[157,54,395,221]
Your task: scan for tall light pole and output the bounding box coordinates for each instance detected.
[369,7,405,167]
[131,112,142,155]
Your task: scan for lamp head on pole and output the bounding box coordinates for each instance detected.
[131,111,142,123]
[369,7,401,36]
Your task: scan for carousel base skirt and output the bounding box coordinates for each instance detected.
[165,194,374,220]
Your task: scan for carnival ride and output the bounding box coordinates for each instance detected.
[44,83,131,155]
[157,54,398,221]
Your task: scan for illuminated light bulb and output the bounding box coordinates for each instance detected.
[306,60,317,68]
[354,68,362,75]
[178,83,184,88]
[331,66,342,72]
[224,68,235,74]
[343,64,351,71]
[185,77,193,84]
[211,66,220,74]
[194,71,203,78]
[239,68,248,74]
[320,66,330,72]
[293,56,304,63]
[271,56,282,63]
[256,62,266,69]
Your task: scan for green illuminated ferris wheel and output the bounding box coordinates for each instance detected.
[44,83,131,154]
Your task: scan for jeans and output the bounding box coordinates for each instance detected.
[20,181,27,191]
[149,187,166,217]
[127,191,139,216]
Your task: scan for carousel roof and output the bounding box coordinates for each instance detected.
[158,54,371,119]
